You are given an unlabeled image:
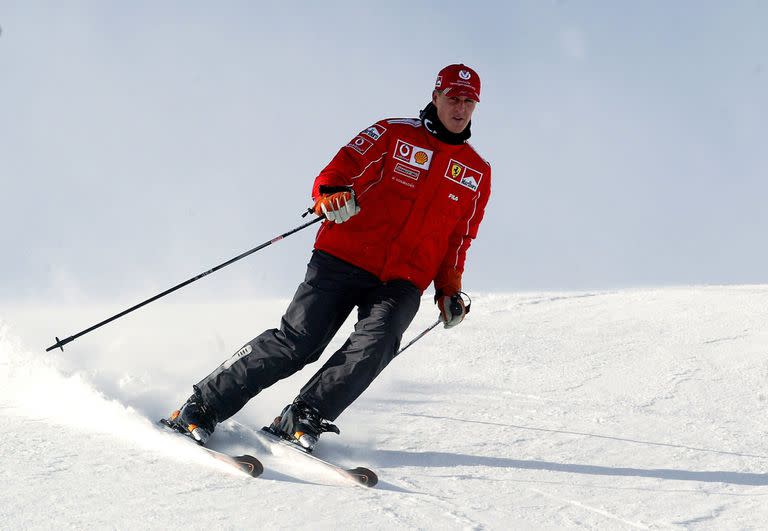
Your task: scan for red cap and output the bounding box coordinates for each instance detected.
[434,64,481,102]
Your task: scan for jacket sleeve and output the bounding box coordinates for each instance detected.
[312,121,390,201]
[433,165,492,294]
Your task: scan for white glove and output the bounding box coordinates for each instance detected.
[314,191,361,224]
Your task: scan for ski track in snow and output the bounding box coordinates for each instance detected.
[1,286,768,529]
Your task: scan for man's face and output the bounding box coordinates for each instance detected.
[432,90,477,134]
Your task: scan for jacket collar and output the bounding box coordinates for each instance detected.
[419,102,472,145]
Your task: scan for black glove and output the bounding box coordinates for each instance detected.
[436,291,471,329]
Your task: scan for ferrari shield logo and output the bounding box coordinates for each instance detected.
[444,159,482,191]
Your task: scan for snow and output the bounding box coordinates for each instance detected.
[2,286,767,529]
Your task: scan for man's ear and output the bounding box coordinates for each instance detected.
[432,90,439,105]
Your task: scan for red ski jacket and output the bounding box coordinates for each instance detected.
[312,117,491,293]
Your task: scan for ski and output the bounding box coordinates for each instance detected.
[158,418,264,478]
[229,420,377,487]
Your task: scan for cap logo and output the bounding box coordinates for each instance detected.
[435,75,443,88]
[459,70,471,80]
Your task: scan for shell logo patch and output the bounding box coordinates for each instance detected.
[444,159,482,192]
[414,151,429,165]
[393,139,433,170]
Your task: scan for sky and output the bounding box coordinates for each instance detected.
[1,1,766,304]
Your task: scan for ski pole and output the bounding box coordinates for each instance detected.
[46,215,324,352]
[397,320,441,355]
[397,292,472,355]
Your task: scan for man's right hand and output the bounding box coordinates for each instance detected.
[314,190,361,224]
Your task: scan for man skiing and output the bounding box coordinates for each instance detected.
[165,63,492,451]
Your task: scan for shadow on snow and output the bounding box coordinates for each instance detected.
[379,413,768,486]
[366,448,768,486]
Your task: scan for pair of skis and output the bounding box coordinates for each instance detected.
[158,417,377,487]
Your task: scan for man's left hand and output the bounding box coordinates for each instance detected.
[437,292,468,328]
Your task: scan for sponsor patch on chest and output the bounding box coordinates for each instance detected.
[393,139,433,170]
[394,162,420,181]
[444,159,483,191]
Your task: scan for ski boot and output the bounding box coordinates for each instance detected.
[164,389,218,445]
[265,399,339,452]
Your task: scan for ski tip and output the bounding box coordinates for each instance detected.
[159,419,264,479]
[346,467,378,487]
[233,455,264,478]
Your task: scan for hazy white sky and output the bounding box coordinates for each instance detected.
[1,1,766,302]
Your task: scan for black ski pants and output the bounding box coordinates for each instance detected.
[196,250,421,422]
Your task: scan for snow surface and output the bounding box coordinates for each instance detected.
[2,286,767,529]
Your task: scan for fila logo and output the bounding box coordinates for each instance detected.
[393,139,433,170]
[448,193,459,202]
